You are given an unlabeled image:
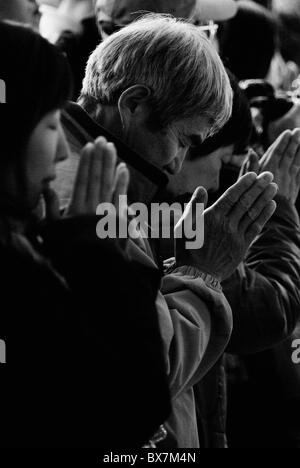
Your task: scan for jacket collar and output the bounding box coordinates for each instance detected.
[62,102,169,206]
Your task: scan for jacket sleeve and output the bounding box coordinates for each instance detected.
[158,266,233,400]
[224,195,300,355]
[126,236,232,401]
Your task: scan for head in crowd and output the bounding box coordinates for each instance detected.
[94,0,237,36]
[0,20,72,215]
[167,71,252,195]
[80,14,233,176]
[0,0,38,24]
[219,0,278,81]
[273,0,300,68]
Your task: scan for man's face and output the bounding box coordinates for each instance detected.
[122,114,211,176]
[167,145,235,195]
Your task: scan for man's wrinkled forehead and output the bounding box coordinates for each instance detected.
[95,0,196,25]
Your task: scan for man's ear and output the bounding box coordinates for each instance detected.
[118,85,152,132]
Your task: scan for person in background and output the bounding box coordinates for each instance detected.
[39,0,100,99]
[0,0,39,26]
[225,135,300,448]
[273,0,300,69]
[219,0,298,91]
[158,72,300,447]
[39,0,237,98]
[0,20,171,448]
[94,0,237,38]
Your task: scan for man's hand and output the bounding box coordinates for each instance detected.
[268,102,300,144]
[257,129,300,204]
[175,172,278,282]
[44,136,129,219]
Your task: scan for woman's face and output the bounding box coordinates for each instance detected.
[24,110,69,209]
[167,145,235,196]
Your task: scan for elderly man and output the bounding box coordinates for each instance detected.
[54,15,278,447]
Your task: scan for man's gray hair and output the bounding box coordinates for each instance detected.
[81,14,232,136]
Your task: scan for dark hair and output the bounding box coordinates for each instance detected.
[273,0,300,67]
[219,0,278,80]
[189,70,253,160]
[0,20,72,163]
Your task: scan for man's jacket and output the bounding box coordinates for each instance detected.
[55,102,233,448]
[196,195,300,447]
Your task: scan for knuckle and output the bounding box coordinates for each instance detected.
[251,221,261,234]
[239,195,252,210]
[246,208,257,221]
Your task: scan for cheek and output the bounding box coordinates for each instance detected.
[26,133,58,181]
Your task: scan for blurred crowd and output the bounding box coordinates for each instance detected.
[2,0,300,449]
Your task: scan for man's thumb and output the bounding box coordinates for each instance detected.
[192,186,208,209]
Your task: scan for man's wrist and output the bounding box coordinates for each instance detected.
[173,264,222,291]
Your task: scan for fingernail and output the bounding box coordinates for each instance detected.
[95,136,107,145]
[107,142,116,151]
[261,172,274,182]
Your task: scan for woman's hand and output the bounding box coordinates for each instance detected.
[241,130,300,205]
[44,136,129,220]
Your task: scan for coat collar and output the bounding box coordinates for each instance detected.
[62,102,169,206]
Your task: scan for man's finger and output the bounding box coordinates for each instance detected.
[227,172,274,231]
[260,130,291,171]
[279,128,300,169]
[214,172,257,215]
[290,130,300,170]
[239,182,278,233]
[175,186,208,235]
[248,150,260,174]
[245,200,277,244]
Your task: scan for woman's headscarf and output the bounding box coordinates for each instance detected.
[0,20,72,162]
